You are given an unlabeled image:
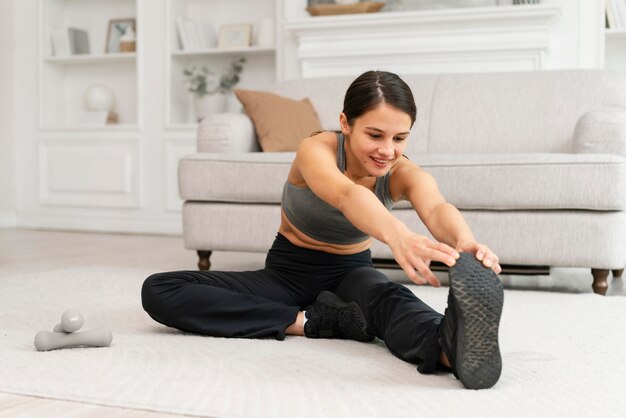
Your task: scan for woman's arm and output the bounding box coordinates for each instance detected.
[295,136,459,286]
[393,160,501,273]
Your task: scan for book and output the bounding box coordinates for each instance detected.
[51,27,90,56]
[77,111,109,125]
[68,28,90,54]
[77,111,118,125]
[184,19,201,50]
[176,16,190,50]
[51,29,70,56]
[613,0,626,28]
[195,20,217,49]
[176,16,216,51]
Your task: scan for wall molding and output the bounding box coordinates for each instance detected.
[17,209,182,235]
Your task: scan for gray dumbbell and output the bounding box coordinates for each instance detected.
[52,309,84,333]
[34,327,113,351]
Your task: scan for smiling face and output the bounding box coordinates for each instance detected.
[340,102,412,179]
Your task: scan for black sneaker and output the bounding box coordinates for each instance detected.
[439,252,504,389]
[304,291,375,342]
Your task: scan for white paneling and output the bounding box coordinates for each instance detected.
[39,137,141,208]
[165,137,195,212]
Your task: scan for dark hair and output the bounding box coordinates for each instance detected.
[342,71,416,127]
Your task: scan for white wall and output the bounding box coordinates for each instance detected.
[280,0,606,80]
[0,0,16,226]
[543,0,604,69]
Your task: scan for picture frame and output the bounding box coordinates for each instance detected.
[106,18,136,53]
[218,24,252,49]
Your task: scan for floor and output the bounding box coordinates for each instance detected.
[0,227,623,417]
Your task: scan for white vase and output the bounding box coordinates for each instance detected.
[84,84,115,111]
[194,94,227,122]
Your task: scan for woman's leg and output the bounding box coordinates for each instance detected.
[333,266,443,373]
[141,268,300,340]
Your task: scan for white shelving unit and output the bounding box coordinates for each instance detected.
[44,52,137,64]
[36,0,142,216]
[39,0,139,129]
[166,0,278,128]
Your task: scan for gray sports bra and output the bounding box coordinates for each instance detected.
[281,132,394,245]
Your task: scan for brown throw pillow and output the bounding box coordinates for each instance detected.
[234,88,323,152]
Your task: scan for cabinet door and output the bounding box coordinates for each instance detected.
[39,137,141,208]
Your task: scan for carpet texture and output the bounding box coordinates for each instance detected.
[0,267,625,418]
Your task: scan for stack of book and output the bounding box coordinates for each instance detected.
[77,111,118,126]
[607,0,626,29]
[176,17,217,51]
[51,28,90,56]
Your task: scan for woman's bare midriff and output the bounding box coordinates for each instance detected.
[278,210,372,255]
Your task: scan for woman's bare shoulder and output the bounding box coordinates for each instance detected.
[390,155,422,176]
[289,131,339,186]
[299,131,338,150]
[389,156,432,201]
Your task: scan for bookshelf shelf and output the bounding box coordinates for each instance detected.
[171,46,276,58]
[41,124,140,132]
[43,53,137,65]
[606,28,626,38]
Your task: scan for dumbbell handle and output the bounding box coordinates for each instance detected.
[34,327,113,351]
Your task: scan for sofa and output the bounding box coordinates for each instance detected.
[178,70,626,295]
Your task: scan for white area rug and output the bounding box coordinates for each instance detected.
[1,266,625,418]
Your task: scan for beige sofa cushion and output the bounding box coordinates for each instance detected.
[182,202,626,267]
[234,89,323,152]
[574,108,626,155]
[178,152,626,210]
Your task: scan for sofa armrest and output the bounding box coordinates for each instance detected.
[196,113,260,153]
[574,108,626,156]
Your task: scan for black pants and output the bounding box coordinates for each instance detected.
[142,233,444,373]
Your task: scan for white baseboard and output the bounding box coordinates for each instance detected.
[16,210,183,235]
[0,209,17,227]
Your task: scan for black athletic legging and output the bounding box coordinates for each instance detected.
[141,233,444,373]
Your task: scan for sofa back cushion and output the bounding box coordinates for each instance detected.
[422,70,626,154]
[270,70,626,156]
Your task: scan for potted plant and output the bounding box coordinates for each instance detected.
[183,57,246,122]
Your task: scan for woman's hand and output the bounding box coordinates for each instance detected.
[389,230,460,288]
[456,241,502,274]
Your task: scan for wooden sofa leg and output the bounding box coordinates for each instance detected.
[197,250,212,271]
[612,269,624,279]
[591,268,609,295]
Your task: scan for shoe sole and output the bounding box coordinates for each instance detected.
[317,291,374,342]
[449,253,504,389]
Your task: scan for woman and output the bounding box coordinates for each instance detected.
[142,71,504,390]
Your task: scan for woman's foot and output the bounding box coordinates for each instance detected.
[439,253,504,389]
[303,291,375,342]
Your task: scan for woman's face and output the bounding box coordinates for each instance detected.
[340,102,412,178]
